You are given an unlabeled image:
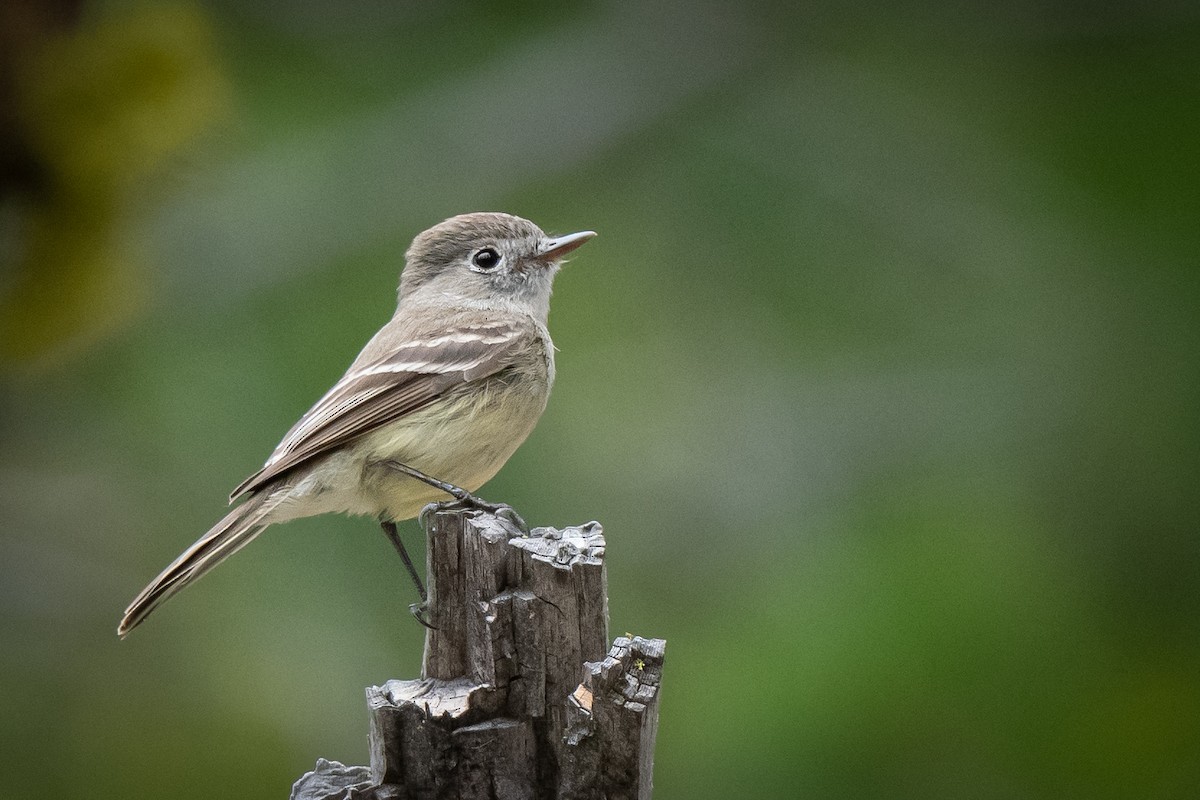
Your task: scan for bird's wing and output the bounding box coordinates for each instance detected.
[229,320,526,500]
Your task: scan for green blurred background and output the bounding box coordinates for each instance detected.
[2,1,1198,797]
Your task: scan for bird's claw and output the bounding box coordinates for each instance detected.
[418,501,440,530]
[492,504,529,533]
[409,601,436,630]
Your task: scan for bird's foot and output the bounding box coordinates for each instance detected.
[419,496,528,533]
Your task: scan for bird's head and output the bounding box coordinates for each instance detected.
[399,212,595,321]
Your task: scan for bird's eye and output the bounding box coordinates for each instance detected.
[472,248,502,270]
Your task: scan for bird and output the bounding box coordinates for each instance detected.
[118,212,595,636]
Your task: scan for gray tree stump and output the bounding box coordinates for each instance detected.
[290,508,666,800]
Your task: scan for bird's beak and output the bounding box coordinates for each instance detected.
[539,230,597,262]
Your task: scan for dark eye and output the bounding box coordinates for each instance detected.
[472,247,502,270]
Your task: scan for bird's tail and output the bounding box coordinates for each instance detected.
[118,491,281,637]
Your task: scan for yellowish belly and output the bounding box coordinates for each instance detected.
[356,380,548,520]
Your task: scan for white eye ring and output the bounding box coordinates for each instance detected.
[471,248,503,271]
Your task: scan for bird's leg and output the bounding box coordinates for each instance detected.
[380,460,528,532]
[380,520,434,629]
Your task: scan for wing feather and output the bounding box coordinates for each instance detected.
[229,320,525,500]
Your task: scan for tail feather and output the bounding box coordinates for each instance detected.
[118,492,281,637]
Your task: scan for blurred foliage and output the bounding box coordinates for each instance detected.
[1,1,1198,798]
[1,1,227,365]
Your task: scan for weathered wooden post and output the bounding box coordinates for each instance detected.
[290,508,666,800]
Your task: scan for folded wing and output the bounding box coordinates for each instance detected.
[230,321,526,500]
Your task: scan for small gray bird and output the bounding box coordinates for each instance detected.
[119,212,595,636]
